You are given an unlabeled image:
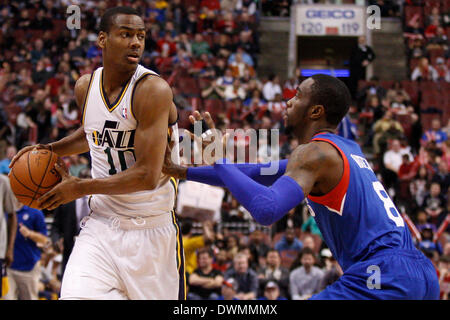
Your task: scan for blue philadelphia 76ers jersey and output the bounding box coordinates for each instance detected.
[306,133,416,272]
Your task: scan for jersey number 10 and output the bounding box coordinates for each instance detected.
[104,147,136,175]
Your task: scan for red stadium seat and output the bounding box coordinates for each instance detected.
[401,80,419,105]
[380,80,394,90]
[175,76,200,97]
[404,6,424,28]
[204,99,225,120]
[182,0,200,9]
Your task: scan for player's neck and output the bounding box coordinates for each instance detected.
[294,125,335,144]
[102,64,136,92]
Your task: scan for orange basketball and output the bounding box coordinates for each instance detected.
[8,149,65,209]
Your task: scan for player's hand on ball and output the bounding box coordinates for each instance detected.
[36,163,82,211]
[9,144,52,169]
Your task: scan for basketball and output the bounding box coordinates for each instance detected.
[8,149,65,209]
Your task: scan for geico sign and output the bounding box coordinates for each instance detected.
[305,10,355,19]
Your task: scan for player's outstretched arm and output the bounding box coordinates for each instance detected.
[9,74,91,169]
[213,142,341,226]
[36,76,172,210]
[163,110,287,186]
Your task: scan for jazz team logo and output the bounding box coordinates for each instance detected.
[92,120,135,148]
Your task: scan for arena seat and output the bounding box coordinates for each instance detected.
[182,0,200,9]
[175,76,200,97]
[404,6,424,28]
[428,48,445,65]
[379,80,394,90]
[280,250,299,269]
[401,80,419,105]
[204,99,225,120]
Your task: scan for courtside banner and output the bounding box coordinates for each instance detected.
[295,4,365,36]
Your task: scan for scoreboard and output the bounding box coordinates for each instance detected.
[295,4,366,37]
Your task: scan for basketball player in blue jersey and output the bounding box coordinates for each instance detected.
[164,75,439,299]
[10,7,185,299]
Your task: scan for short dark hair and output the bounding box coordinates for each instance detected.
[197,247,214,258]
[299,247,316,259]
[99,6,141,33]
[310,74,351,126]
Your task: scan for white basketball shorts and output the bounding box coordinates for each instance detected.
[59,211,186,300]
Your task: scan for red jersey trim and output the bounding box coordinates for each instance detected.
[307,137,350,215]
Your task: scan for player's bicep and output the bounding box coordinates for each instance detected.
[132,77,172,185]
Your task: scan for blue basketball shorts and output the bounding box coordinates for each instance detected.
[310,249,440,300]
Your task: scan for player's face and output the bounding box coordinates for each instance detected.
[101,14,146,71]
[285,78,315,135]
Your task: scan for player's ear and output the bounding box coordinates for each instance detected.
[97,31,107,49]
[310,105,325,120]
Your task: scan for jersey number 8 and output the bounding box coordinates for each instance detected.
[372,181,405,227]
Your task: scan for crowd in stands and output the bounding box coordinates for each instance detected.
[0,0,448,300]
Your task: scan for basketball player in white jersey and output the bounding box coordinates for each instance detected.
[10,7,185,300]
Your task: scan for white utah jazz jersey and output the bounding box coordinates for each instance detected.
[82,64,180,218]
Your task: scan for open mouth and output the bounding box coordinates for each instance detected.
[126,53,140,63]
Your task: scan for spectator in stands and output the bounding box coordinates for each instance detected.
[372,110,405,155]
[337,114,358,141]
[274,227,303,254]
[438,254,450,300]
[356,77,387,110]
[301,215,323,241]
[201,79,226,100]
[38,244,62,300]
[387,81,411,108]
[217,277,239,300]
[258,280,287,300]
[216,10,236,35]
[5,205,49,300]
[248,230,269,268]
[418,224,443,257]
[0,174,18,299]
[224,252,259,300]
[423,182,447,226]
[407,38,427,59]
[289,247,324,300]
[424,16,442,40]
[435,57,450,82]
[319,248,343,291]
[188,247,224,300]
[257,249,290,299]
[212,34,233,59]
[349,36,376,97]
[301,235,316,252]
[225,233,240,261]
[224,78,246,101]
[411,57,439,81]
[213,248,231,273]
[432,161,449,193]
[422,118,448,147]
[182,219,215,275]
[0,145,16,174]
[262,74,282,102]
[383,139,414,195]
[428,27,449,51]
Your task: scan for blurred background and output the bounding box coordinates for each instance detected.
[0,0,448,300]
